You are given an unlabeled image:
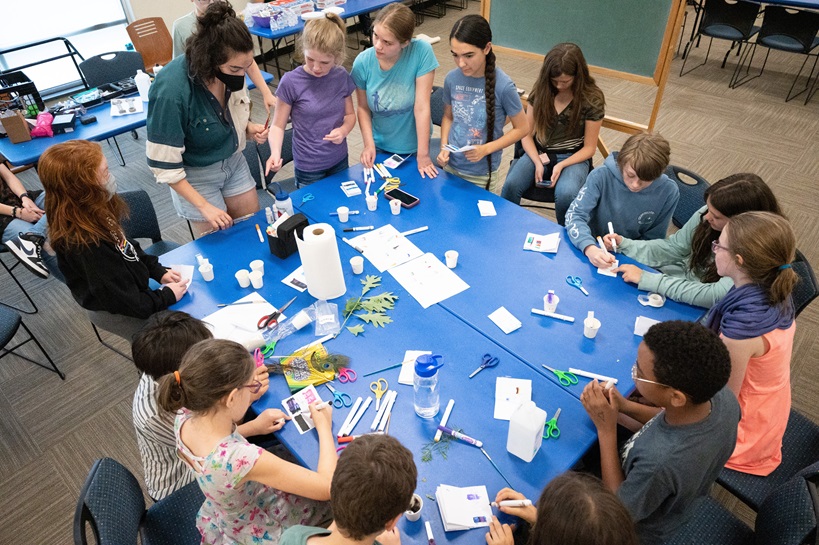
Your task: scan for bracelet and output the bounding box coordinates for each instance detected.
[18,192,30,201]
[11,206,18,218]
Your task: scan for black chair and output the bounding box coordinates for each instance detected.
[664,164,710,228]
[429,86,446,161]
[119,190,180,257]
[516,142,594,211]
[78,51,146,166]
[717,408,819,511]
[0,245,38,314]
[731,6,819,103]
[792,250,818,318]
[0,304,64,379]
[679,0,761,77]
[74,457,203,545]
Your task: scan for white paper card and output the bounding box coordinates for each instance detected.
[523,232,560,253]
[389,253,470,309]
[169,264,194,286]
[488,306,522,334]
[597,260,620,277]
[281,265,308,292]
[477,200,497,217]
[435,484,493,531]
[494,377,532,420]
[634,315,662,336]
[200,293,285,349]
[281,385,325,434]
[349,224,423,272]
[398,350,432,385]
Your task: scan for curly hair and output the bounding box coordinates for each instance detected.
[40,140,129,252]
[689,173,782,283]
[644,321,730,405]
[186,1,253,83]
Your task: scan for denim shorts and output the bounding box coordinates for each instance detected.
[170,150,255,222]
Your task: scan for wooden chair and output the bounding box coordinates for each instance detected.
[126,18,172,73]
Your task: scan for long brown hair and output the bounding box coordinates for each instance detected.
[373,3,415,44]
[186,1,254,83]
[689,173,781,283]
[530,43,605,144]
[40,140,128,251]
[726,211,798,307]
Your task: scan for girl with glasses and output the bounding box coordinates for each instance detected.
[158,338,335,544]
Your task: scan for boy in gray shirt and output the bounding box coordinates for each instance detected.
[581,321,740,545]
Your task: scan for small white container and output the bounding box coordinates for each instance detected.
[366,195,378,211]
[390,199,402,215]
[543,291,559,313]
[506,401,547,462]
[337,206,349,222]
[584,311,601,339]
[350,256,364,275]
[445,250,458,268]
[250,259,265,275]
[199,263,214,282]
[249,270,264,289]
[134,69,151,102]
[404,493,423,522]
[235,269,251,288]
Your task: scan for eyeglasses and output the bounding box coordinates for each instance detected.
[240,380,263,394]
[631,362,674,390]
[711,240,731,253]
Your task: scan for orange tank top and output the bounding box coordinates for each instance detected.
[724,322,795,476]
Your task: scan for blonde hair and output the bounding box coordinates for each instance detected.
[616,132,671,182]
[373,3,415,44]
[301,12,346,64]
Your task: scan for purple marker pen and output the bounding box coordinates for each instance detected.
[437,425,483,448]
[425,521,436,545]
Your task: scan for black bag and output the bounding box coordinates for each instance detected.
[267,213,309,258]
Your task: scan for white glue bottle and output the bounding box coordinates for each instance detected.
[134,69,151,102]
[272,183,293,217]
[506,401,547,462]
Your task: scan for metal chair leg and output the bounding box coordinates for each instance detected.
[106,136,126,167]
[0,257,38,314]
[0,322,65,379]
[91,323,133,361]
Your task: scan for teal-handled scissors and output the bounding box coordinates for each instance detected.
[469,353,499,378]
[325,383,352,408]
[542,365,579,387]
[543,408,561,439]
[301,193,315,205]
[566,275,590,296]
[370,378,388,410]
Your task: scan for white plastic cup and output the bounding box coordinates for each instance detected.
[250,259,265,275]
[543,293,559,313]
[445,250,459,268]
[350,256,364,275]
[199,263,214,282]
[291,310,312,330]
[584,312,601,339]
[390,199,402,215]
[249,270,264,289]
[366,195,378,211]
[235,269,251,288]
[337,206,349,222]
[404,493,423,522]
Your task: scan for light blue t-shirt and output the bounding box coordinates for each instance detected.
[351,39,439,154]
[443,67,522,176]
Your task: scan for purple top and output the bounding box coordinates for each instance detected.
[276,66,356,172]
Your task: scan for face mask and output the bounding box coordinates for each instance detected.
[215,70,245,92]
[105,174,117,198]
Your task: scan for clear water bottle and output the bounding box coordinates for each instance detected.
[413,354,443,418]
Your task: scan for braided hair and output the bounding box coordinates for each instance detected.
[450,15,495,187]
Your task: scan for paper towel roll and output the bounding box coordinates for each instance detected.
[296,223,347,300]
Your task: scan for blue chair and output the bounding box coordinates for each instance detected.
[0,304,64,379]
[74,457,203,545]
[664,496,753,545]
[119,190,180,256]
[0,244,38,314]
[664,164,710,228]
[792,250,818,318]
[716,408,819,512]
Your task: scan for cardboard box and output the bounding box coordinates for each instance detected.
[0,111,32,144]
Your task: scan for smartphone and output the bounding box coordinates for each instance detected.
[383,154,406,169]
[384,188,420,208]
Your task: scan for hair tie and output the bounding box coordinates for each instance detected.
[779,264,792,271]
[174,370,181,385]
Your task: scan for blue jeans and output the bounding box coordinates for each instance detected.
[500,152,590,225]
[2,192,48,243]
[294,156,349,188]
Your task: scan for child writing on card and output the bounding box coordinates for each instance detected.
[279,434,417,545]
[705,211,797,476]
[132,310,278,501]
[487,472,638,545]
[580,321,740,545]
[265,13,356,187]
[157,338,335,544]
[565,132,679,269]
[435,15,527,192]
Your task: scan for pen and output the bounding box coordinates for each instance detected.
[263,112,271,130]
[374,181,388,195]
[608,221,617,253]
[436,425,483,448]
[341,397,372,436]
[217,300,271,308]
[425,521,436,545]
[491,499,532,507]
[342,237,364,253]
[337,397,363,438]
[596,236,610,256]
[343,226,374,232]
[604,379,615,390]
[434,399,455,442]
[314,401,332,410]
[401,226,429,237]
[330,210,360,216]
[531,308,575,323]
[255,224,265,243]
[567,367,618,384]
[377,391,398,432]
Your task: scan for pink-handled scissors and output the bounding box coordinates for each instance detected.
[337,368,357,383]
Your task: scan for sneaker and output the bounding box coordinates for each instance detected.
[4,232,49,279]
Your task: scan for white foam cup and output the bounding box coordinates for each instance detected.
[235,269,251,288]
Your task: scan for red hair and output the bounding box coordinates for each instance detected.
[40,140,128,251]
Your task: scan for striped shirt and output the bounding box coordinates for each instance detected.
[132,373,195,500]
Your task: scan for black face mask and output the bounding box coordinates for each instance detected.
[215,70,245,92]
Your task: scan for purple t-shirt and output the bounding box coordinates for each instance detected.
[276,65,356,172]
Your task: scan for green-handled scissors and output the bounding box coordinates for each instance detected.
[543,408,561,439]
[542,365,579,387]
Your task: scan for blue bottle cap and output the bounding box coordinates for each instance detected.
[271,182,289,201]
[415,354,443,377]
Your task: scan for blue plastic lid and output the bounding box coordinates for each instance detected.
[271,182,289,201]
[415,354,443,377]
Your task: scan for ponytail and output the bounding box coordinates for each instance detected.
[771,266,799,308]
[484,49,496,186]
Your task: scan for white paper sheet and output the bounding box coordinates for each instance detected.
[488,306,522,334]
[398,350,432,385]
[494,377,533,420]
[435,484,493,531]
[280,385,326,434]
[169,264,194,286]
[388,253,470,309]
[110,97,143,116]
[597,260,619,277]
[348,224,423,272]
[281,265,308,292]
[477,200,497,217]
[634,315,661,336]
[522,232,560,253]
[200,293,283,347]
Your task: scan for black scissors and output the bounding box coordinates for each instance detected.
[257,296,297,330]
